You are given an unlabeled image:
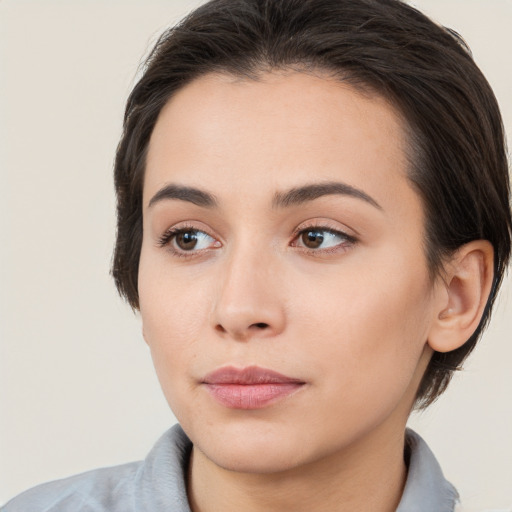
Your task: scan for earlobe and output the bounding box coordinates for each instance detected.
[427,240,494,353]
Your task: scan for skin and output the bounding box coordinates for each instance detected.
[138,71,489,511]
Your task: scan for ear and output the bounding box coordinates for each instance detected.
[427,240,494,353]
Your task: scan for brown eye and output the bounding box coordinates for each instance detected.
[301,230,325,249]
[294,227,355,252]
[175,230,199,251]
[158,226,219,255]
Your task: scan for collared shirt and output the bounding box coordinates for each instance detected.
[1,425,460,511]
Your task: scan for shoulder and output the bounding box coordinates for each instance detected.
[1,424,192,512]
[0,462,142,512]
[402,431,512,512]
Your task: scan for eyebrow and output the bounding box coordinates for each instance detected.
[272,182,382,210]
[147,181,381,211]
[148,184,218,209]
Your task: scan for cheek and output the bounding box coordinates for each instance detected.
[138,255,213,402]
[139,242,212,339]
[292,250,433,398]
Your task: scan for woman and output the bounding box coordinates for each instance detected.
[3,0,511,510]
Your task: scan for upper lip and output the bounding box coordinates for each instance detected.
[202,365,304,385]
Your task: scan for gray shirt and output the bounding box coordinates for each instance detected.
[1,425,459,511]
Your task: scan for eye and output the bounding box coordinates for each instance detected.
[293,227,355,252]
[158,227,220,254]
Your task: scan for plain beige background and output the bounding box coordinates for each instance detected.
[1,0,511,508]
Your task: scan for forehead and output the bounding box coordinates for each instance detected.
[144,71,415,217]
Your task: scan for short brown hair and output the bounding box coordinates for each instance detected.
[112,0,511,408]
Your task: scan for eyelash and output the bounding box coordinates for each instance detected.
[291,225,357,254]
[157,224,357,258]
[157,224,218,258]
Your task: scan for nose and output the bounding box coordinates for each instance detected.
[211,244,286,341]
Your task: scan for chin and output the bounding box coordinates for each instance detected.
[202,440,307,474]
[188,420,315,474]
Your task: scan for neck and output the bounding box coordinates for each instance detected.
[187,422,408,512]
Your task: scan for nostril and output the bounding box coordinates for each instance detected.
[252,322,269,329]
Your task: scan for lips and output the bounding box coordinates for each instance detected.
[202,366,305,409]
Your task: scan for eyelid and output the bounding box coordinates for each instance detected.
[155,219,357,257]
[157,222,221,255]
[290,220,358,253]
[292,218,357,240]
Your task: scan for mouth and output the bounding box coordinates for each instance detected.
[202,365,306,409]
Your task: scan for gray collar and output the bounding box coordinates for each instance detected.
[397,428,459,511]
[136,424,458,512]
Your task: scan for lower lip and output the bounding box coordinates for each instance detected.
[204,383,304,409]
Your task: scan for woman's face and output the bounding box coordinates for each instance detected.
[139,71,439,473]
